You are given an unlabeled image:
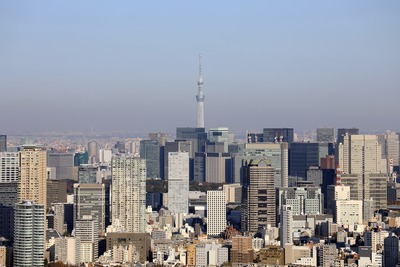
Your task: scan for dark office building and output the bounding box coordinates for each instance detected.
[0,135,6,152]
[140,140,161,178]
[289,142,334,179]
[337,128,359,144]
[46,179,71,209]
[0,182,17,241]
[146,192,163,211]
[0,206,14,240]
[103,178,112,228]
[263,128,294,143]
[176,127,207,158]
[74,152,89,166]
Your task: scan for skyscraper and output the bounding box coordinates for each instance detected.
[19,145,47,207]
[164,140,191,180]
[176,127,207,158]
[13,200,45,266]
[87,140,98,164]
[47,153,74,180]
[279,205,293,248]
[336,128,359,145]
[206,190,226,236]
[316,128,335,143]
[263,128,294,143]
[337,134,387,210]
[75,216,98,263]
[0,135,6,152]
[209,127,229,152]
[196,54,205,128]
[74,183,105,235]
[111,155,146,233]
[168,152,189,214]
[384,233,399,267]
[241,159,275,233]
[140,140,161,179]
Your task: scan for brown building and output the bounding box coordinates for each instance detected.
[106,232,151,263]
[258,245,284,265]
[242,159,275,233]
[321,155,335,170]
[231,236,253,266]
[46,179,71,209]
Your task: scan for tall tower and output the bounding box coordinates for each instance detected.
[196,54,205,128]
[19,145,47,207]
[111,155,146,233]
[14,200,45,266]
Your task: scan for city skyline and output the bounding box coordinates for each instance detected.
[1,1,399,133]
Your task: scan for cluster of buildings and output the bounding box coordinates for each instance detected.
[0,126,400,267]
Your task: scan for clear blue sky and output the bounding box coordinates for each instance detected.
[1,1,399,134]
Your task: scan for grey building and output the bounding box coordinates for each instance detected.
[209,127,229,152]
[87,140,99,164]
[263,128,294,143]
[317,128,334,143]
[384,233,399,267]
[0,135,6,152]
[140,140,161,178]
[74,183,105,234]
[47,153,74,180]
[176,127,207,158]
[194,152,232,183]
[78,165,98,183]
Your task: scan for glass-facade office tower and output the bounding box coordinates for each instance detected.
[74,183,105,234]
[263,128,294,143]
[176,127,207,158]
[140,140,160,179]
[209,127,229,152]
[111,155,146,233]
[14,200,45,267]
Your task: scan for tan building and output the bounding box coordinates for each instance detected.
[106,232,151,263]
[258,245,284,265]
[231,236,253,266]
[18,145,47,207]
[186,244,196,266]
[242,159,275,233]
[0,246,6,267]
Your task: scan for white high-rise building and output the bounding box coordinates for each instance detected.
[111,155,146,233]
[168,152,189,214]
[337,134,387,211]
[207,190,226,236]
[75,216,98,263]
[338,134,386,175]
[280,205,293,248]
[0,152,19,183]
[13,200,45,266]
[55,237,81,265]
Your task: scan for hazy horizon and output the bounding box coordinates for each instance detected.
[1,1,399,133]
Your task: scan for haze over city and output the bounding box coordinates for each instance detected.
[1,1,399,134]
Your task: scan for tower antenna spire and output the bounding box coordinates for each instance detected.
[196,54,205,128]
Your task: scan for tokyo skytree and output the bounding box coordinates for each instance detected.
[196,54,205,128]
